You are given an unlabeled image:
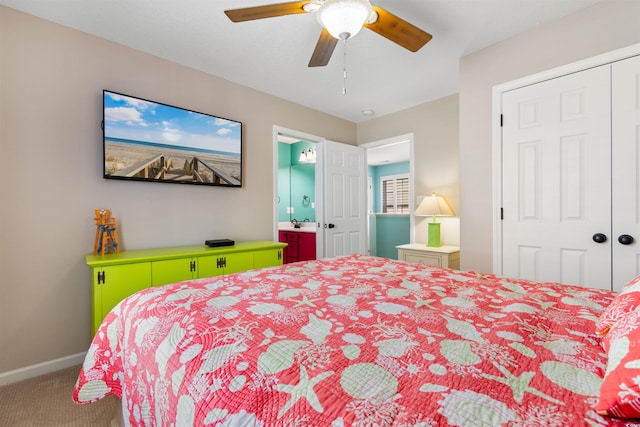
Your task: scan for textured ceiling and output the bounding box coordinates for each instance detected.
[1,0,603,122]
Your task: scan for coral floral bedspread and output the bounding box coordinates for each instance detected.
[74,255,624,426]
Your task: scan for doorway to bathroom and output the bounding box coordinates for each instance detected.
[273,126,367,260]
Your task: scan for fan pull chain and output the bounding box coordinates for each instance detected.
[342,38,348,95]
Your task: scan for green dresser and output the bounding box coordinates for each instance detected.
[86,241,286,334]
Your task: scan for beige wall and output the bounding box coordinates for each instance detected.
[0,6,356,374]
[459,0,640,273]
[358,94,460,246]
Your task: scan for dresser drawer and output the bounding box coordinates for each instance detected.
[396,244,460,270]
[403,252,444,266]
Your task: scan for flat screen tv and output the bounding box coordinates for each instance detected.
[102,90,242,187]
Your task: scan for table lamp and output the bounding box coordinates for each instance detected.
[415,193,454,247]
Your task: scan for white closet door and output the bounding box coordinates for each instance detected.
[612,55,640,291]
[501,65,612,289]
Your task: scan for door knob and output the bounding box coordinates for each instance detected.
[618,234,635,245]
[592,233,607,243]
[328,223,335,229]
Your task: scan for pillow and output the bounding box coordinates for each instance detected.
[596,306,640,418]
[596,275,640,336]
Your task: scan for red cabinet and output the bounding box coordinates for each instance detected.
[279,230,316,263]
[298,232,316,261]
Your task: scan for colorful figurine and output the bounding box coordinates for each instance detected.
[93,209,119,255]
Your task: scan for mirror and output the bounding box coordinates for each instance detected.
[278,136,316,223]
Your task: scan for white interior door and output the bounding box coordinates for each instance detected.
[612,55,640,291]
[322,140,366,257]
[501,65,612,289]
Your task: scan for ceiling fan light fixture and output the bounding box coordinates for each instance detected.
[316,0,372,40]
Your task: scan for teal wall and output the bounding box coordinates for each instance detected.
[374,215,410,259]
[278,143,291,221]
[278,141,316,222]
[290,163,315,222]
[367,161,410,259]
[369,161,410,213]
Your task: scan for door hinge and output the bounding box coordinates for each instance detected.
[500,208,504,220]
[97,271,105,284]
[500,114,503,127]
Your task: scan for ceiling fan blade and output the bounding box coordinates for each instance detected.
[308,28,338,67]
[364,6,432,52]
[225,1,311,22]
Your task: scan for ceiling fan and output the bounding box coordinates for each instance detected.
[224,0,432,67]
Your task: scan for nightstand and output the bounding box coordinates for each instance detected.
[396,243,460,269]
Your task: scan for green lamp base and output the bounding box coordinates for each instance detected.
[427,221,442,247]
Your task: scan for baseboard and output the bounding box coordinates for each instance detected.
[0,352,86,387]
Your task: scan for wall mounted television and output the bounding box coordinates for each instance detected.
[102,90,242,187]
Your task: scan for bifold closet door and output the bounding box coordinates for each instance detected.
[612,55,640,292]
[501,65,612,290]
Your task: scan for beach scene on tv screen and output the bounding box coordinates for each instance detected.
[103,91,242,186]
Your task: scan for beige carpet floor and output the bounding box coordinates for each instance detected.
[0,365,119,426]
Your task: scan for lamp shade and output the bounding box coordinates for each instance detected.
[415,194,454,218]
[415,194,453,247]
[316,0,372,40]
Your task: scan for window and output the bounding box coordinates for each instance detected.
[381,174,409,214]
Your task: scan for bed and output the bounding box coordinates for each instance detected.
[73,254,640,426]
